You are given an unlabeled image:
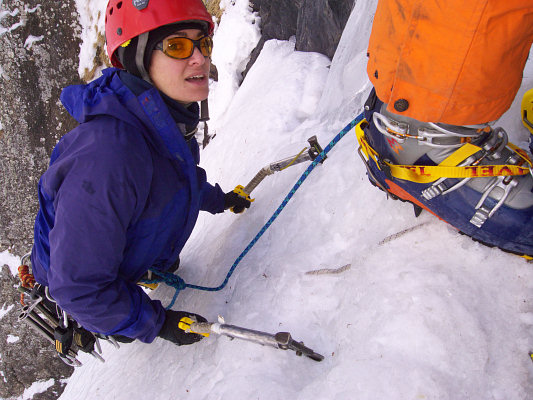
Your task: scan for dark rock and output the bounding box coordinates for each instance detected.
[0,0,82,256]
[244,0,298,80]
[251,0,299,41]
[244,0,355,79]
[0,0,82,398]
[297,0,355,59]
[0,265,73,399]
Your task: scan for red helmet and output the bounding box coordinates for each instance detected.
[105,0,215,68]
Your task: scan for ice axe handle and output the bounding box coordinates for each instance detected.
[189,322,324,362]
[240,135,325,196]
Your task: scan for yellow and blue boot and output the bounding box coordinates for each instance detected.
[357,89,533,258]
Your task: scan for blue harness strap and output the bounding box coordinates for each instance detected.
[146,112,365,309]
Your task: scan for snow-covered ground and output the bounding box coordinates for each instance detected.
[2,0,533,399]
[0,250,20,276]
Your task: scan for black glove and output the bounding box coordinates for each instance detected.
[157,310,208,346]
[224,191,251,214]
[112,334,135,344]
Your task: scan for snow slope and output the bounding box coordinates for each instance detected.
[6,0,533,398]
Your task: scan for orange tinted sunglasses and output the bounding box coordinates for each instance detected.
[155,36,213,59]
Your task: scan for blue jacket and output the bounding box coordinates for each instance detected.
[31,68,225,342]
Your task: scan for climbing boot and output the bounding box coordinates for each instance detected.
[357,91,533,258]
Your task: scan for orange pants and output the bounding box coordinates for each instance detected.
[367,0,533,125]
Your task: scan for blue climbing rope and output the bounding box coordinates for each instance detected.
[147,112,365,309]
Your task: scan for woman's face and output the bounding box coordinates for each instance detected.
[148,28,210,103]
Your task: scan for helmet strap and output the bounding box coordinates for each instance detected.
[116,45,126,68]
[136,32,152,83]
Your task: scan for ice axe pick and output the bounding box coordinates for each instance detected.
[229,136,325,213]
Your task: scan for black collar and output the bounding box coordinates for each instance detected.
[118,70,200,135]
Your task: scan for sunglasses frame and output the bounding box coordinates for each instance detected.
[155,36,213,60]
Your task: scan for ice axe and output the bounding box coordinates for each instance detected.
[179,316,324,362]
[229,136,325,213]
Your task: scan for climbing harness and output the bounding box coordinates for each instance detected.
[17,254,117,367]
[144,112,365,308]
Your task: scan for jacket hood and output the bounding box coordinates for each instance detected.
[61,68,143,126]
[59,68,201,161]
[61,68,200,128]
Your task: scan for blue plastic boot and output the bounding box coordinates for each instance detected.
[359,91,533,258]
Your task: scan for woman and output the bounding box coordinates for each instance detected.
[30,0,250,346]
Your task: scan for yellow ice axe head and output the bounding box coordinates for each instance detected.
[233,185,254,202]
[178,316,210,337]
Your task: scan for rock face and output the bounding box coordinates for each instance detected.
[0,0,82,256]
[0,0,356,398]
[297,0,356,58]
[244,0,355,78]
[0,1,81,398]
[0,266,74,399]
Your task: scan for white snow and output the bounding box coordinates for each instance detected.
[0,3,39,39]
[209,0,261,124]
[2,0,531,399]
[24,5,41,14]
[75,0,108,78]
[0,20,23,36]
[24,34,44,49]
[17,378,55,400]
[0,7,20,21]
[0,303,14,320]
[6,334,19,344]
[0,5,23,36]
[0,249,20,276]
